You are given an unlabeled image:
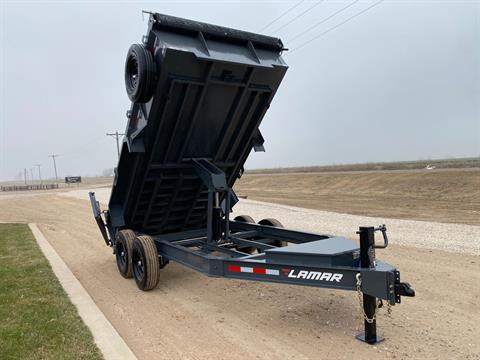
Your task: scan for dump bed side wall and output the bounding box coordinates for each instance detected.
[109,18,287,235]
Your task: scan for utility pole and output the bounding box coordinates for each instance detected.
[24,168,27,185]
[30,168,34,183]
[106,131,125,160]
[49,154,59,183]
[35,164,42,184]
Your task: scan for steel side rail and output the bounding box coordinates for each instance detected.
[152,236,397,304]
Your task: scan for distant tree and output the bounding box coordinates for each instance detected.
[102,168,115,177]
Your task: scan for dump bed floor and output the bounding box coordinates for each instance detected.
[109,14,287,235]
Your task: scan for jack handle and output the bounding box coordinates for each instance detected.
[374,224,388,249]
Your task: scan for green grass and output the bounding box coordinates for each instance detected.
[0,224,102,360]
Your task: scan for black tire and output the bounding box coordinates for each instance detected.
[124,44,156,103]
[234,215,255,224]
[234,215,257,254]
[258,218,283,227]
[115,229,136,278]
[258,218,288,248]
[132,235,160,291]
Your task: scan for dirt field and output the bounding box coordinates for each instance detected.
[245,157,480,174]
[0,185,479,360]
[235,169,480,225]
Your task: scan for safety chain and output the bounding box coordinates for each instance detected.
[355,273,392,323]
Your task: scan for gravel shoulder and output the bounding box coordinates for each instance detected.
[1,189,479,359]
[65,187,480,256]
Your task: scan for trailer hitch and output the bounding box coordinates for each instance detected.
[395,282,415,297]
[394,270,415,304]
[374,224,388,249]
[356,224,388,249]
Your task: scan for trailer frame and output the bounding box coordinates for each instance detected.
[89,158,414,344]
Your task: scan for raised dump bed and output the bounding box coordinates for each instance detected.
[108,13,287,236]
[90,12,414,345]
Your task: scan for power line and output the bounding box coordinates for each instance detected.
[62,137,110,161]
[287,0,360,43]
[289,0,385,54]
[271,1,324,34]
[60,134,105,157]
[259,0,305,32]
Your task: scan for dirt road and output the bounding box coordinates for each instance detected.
[0,190,479,359]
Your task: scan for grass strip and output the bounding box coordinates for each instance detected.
[0,223,102,360]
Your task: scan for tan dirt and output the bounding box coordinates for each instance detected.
[0,189,479,359]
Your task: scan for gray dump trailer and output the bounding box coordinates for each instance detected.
[90,12,414,344]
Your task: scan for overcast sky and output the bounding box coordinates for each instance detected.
[1,0,479,181]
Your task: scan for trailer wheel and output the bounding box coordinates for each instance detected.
[124,44,156,103]
[115,230,136,278]
[258,218,288,247]
[233,215,257,254]
[132,235,160,291]
[234,215,255,224]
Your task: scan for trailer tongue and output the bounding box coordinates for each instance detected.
[90,12,414,344]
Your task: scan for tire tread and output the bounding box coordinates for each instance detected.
[135,235,160,291]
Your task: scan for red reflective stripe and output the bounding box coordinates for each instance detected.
[253,267,266,274]
[228,265,241,273]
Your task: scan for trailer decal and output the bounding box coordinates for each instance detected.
[227,265,279,276]
[282,269,343,282]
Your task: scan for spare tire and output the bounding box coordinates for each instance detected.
[124,44,156,103]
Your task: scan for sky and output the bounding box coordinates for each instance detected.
[0,0,479,181]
